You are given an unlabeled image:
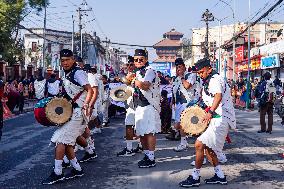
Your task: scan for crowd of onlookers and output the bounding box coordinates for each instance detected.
[1,76,36,118]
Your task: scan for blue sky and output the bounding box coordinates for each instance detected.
[23,0,284,61]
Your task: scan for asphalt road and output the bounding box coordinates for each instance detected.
[0,110,284,189]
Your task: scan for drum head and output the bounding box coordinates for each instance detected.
[180,106,208,135]
[45,98,73,126]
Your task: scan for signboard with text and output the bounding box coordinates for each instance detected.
[150,62,172,76]
[261,54,280,69]
[238,58,261,72]
[235,46,244,62]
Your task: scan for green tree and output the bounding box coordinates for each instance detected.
[0,0,46,65]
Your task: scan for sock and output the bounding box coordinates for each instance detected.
[85,144,94,154]
[70,158,82,171]
[87,137,95,149]
[147,151,155,161]
[126,141,133,151]
[180,137,187,146]
[138,142,142,148]
[54,159,63,175]
[144,150,149,156]
[214,165,225,178]
[63,155,69,163]
[191,168,200,180]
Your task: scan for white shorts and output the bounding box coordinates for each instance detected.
[135,105,161,136]
[175,103,187,123]
[197,118,229,153]
[51,108,86,146]
[125,107,135,126]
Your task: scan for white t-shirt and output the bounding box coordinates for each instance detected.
[74,70,89,86]
[47,80,60,95]
[88,73,99,87]
[136,67,156,83]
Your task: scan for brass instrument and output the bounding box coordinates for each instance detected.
[120,73,136,86]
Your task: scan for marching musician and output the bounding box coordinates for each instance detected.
[34,73,46,100]
[130,49,161,168]
[42,49,94,185]
[170,58,202,152]
[44,73,61,97]
[179,58,236,187]
[117,56,138,157]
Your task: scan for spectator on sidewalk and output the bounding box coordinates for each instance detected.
[17,82,25,114]
[160,90,172,133]
[258,72,276,134]
[273,76,282,95]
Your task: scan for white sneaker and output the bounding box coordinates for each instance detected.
[190,158,207,166]
[91,128,102,134]
[173,144,189,152]
[217,153,227,164]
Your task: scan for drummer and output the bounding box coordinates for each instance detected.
[42,49,94,185]
[179,58,236,187]
[171,58,201,152]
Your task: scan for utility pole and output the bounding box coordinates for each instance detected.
[71,15,75,52]
[232,0,236,82]
[77,3,92,58]
[42,0,47,70]
[202,9,214,58]
[246,0,251,109]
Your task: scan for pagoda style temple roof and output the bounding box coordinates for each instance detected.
[153,38,181,47]
[163,29,184,37]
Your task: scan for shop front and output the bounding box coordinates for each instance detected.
[261,54,281,79]
[238,55,262,80]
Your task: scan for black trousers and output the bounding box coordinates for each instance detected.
[0,101,3,141]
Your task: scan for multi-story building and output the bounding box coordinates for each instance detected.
[24,28,72,70]
[152,29,184,76]
[191,22,284,79]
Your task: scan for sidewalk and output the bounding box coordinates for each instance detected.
[235,109,284,146]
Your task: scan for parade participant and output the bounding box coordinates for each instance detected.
[34,73,46,100]
[179,58,236,187]
[258,72,276,134]
[130,49,161,168]
[117,56,137,157]
[42,49,94,185]
[171,58,201,152]
[45,73,61,97]
[101,75,110,127]
[76,56,84,69]
[160,90,172,133]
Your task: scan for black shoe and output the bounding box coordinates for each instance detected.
[179,175,200,187]
[42,171,65,185]
[204,174,227,185]
[266,130,272,134]
[79,152,98,163]
[117,147,135,157]
[65,168,84,180]
[132,145,143,153]
[257,130,266,133]
[62,162,71,169]
[138,156,156,168]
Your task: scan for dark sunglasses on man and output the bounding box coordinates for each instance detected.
[134,58,144,63]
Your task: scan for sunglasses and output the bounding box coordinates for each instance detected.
[134,58,144,63]
[126,63,134,66]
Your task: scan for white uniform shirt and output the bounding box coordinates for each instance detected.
[202,74,236,129]
[47,80,60,96]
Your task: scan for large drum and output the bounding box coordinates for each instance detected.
[180,106,208,136]
[34,97,73,126]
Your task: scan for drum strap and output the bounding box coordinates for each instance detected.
[72,90,84,104]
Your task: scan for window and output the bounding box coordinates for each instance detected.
[32,42,37,52]
[48,43,52,53]
[270,38,277,43]
[210,41,217,52]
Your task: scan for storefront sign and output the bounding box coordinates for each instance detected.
[261,54,280,69]
[238,58,261,72]
[235,46,244,62]
[150,62,172,76]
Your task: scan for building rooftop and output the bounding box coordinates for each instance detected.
[163,28,184,37]
[153,38,181,47]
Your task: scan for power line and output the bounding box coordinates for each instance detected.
[222,0,284,48]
